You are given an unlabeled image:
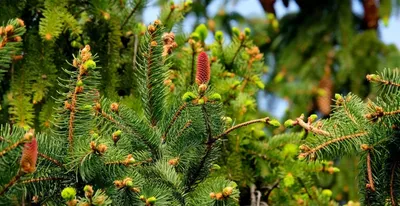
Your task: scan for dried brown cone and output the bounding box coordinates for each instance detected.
[195,52,210,85]
[20,137,38,173]
[316,67,333,116]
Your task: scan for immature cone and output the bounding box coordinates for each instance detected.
[195,52,210,85]
[20,137,38,173]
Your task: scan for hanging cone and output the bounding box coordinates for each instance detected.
[20,137,38,173]
[195,51,210,85]
[316,67,333,116]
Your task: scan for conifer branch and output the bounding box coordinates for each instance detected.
[366,108,400,120]
[299,132,368,158]
[105,157,152,167]
[296,116,330,136]
[162,103,187,142]
[0,170,24,196]
[38,152,64,168]
[390,162,397,206]
[214,117,270,140]
[176,120,192,137]
[343,102,359,126]
[121,0,142,28]
[19,177,66,184]
[367,74,400,87]
[366,151,376,192]
[0,137,26,158]
[97,107,157,154]
[68,71,82,150]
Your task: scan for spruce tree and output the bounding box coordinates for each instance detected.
[0,18,282,205]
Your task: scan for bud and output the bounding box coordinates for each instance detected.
[76,80,83,87]
[17,18,25,27]
[113,130,122,137]
[284,119,295,128]
[84,60,96,70]
[309,114,318,122]
[182,92,197,102]
[190,32,200,41]
[209,192,216,199]
[139,195,146,201]
[222,187,233,196]
[20,137,38,173]
[147,196,157,204]
[125,180,134,187]
[61,187,76,201]
[268,119,281,127]
[198,84,208,93]
[110,102,119,112]
[168,158,179,166]
[244,27,251,36]
[215,31,224,42]
[208,93,221,101]
[215,192,223,200]
[322,189,332,197]
[197,98,205,105]
[366,74,380,82]
[232,27,240,37]
[84,185,94,198]
[222,116,233,125]
[194,24,208,41]
[283,173,295,187]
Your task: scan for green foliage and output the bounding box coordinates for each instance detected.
[0,19,269,204]
[297,68,400,205]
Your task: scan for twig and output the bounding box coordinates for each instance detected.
[296,117,330,136]
[0,170,24,196]
[366,151,376,192]
[214,117,270,140]
[19,177,66,184]
[0,137,26,158]
[162,103,187,142]
[38,152,65,168]
[132,34,139,71]
[299,131,368,158]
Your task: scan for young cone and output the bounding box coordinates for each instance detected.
[20,137,38,173]
[195,51,210,85]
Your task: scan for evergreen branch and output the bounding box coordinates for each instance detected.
[19,177,66,184]
[214,117,270,140]
[0,170,24,196]
[105,157,152,166]
[343,102,359,126]
[390,162,397,206]
[121,0,142,28]
[176,120,192,137]
[366,151,376,192]
[38,152,64,168]
[97,107,157,154]
[0,137,26,158]
[299,132,368,158]
[366,108,400,120]
[367,74,400,87]
[68,75,82,150]
[162,103,187,142]
[296,116,330,136]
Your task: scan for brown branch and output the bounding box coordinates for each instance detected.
[391,162,397,206]
[366,151,376,192]
[296,117,330,136]
[366,108,400,121]
[0,137,26,158]
[214,117,270,140]
[0,170,24,196]
[299,132,368,158]
[105,158,152,167]
[38,152,64,168]
[19,177,66,184]
[162,103,187,142]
